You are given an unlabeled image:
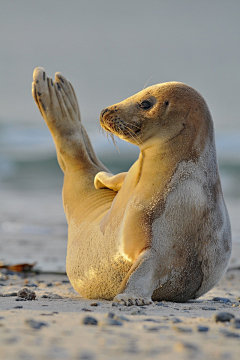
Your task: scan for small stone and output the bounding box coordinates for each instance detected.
[15,298,27,302]
[17,288,36,300]
[220,329,240,338]
[81,316,98,325]
[230,318,240,329]
[112,302,123,307]
[170,318,182,324]
[82,308,92,312]
[131,310,146,315]
[50,294,62,299]
[25,319,47,329]
[1,292,18,297]
[174,341,198,352]
[173,326,192,333]
[212,297,231,303]
[213,312,235,322]
[90,302,98,307]
[41,295,49,298]
[47,283,53,287]
[196,325,209,332]
[98,318,122,326]
[202,307,216,311]
[106,313,129,322]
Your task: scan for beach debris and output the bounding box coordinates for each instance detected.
[212,297,231,303]
[0,292,18,297]
[0,262,36,273]
[81,316,98,325]
[17,288,36,300]
[213,312,235,322]
[25,319,48,329]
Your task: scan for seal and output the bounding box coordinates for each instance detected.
[32,67,232,305]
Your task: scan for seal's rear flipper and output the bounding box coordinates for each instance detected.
[94,171,127,192]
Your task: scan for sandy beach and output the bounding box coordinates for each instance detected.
[0,191,240,360]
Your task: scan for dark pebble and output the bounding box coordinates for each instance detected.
[0,284,6,286]
[202,307,217,311]
[99,318,123,326]
[81,316,98,325]
[25,319,48,329]
[26,284,38,288]
[14,306,23,309]
[47,283,53,287]
[107,313,129,322]
[61,280,70,284]
[15,298,27,301]
[196,325,209,332]
[212,297,231,303]
[213,312,235,322]
[41,295,49,298]
[173,326,192,333]
[2,292,18,297]
[170,318,182,324]
[17,288,36,300]
[230,318,240,329]
[220,329,240,338]
[82,308,92,312]
[90,302,98,307]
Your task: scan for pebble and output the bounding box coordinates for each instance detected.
[172,326,192,333]
[17,288,36,300]
[202,307,217,311]
[90,302,99,307]
[15,298,27,301]
[14,306,23,309]
[112,302,123,307]
[25,319,48,329]
[131,310,146,315]
[170,318,182,324]
[220,329,240,338]
[196,325,209,332]
[81,316,98,325]
[213,312,235,322]
[230,318,240,329]
[98,318,123,326]
[41,294,62,299]
[107,312,130,322]
[0,292,18,297]
[212,297,231,303]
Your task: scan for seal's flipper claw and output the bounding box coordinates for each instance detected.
[55,72,80,120]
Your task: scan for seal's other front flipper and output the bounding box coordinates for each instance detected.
[94,171,127,192]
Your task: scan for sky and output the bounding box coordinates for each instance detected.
[0,0,240,132]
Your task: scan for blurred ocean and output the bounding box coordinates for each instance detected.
[0,122,240,198]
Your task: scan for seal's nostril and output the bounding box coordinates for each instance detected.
[101,108,109,117]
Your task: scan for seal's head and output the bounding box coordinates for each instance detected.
[100,82,212,155]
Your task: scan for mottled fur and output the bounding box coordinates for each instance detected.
[32,68,231,305]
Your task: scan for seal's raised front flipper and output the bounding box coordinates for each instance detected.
[94,171,127,192]
[32,67,116,222]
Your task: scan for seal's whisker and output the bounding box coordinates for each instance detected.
[143,76,153,90]
[123,125,143,145]
[122,121,141,130]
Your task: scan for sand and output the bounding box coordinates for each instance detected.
[1,190,240,359]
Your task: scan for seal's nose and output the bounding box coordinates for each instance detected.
[100,108,109,118]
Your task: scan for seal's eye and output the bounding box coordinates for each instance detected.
[139,100,153,110]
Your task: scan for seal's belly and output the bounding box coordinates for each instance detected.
[66,220,131,299]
